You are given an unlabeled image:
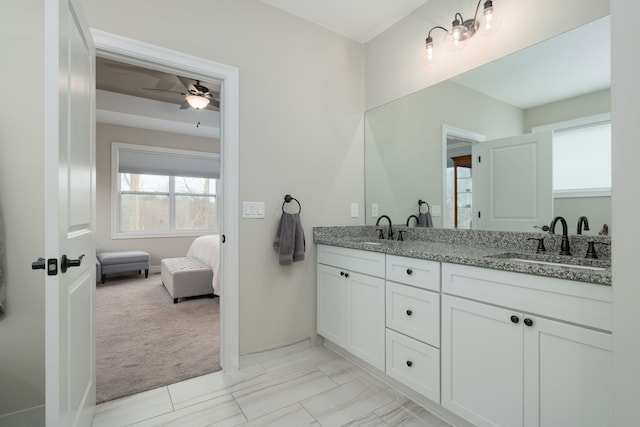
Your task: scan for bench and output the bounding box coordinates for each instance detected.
[161,235,219,303]
[96,251,150,284]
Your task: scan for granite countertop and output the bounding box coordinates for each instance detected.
[315,236,611,286]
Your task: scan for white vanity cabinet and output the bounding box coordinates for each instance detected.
[441,263,613,427]
[317,244,386,370]
[385,255,441,403]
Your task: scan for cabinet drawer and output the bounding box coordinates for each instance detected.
[442,263,612,331]
[386,255,440,291]
[386,328,440,403]
[317,244,385,277]
[386,282,440,347]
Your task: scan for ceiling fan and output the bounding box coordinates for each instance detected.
[144,76,220,111]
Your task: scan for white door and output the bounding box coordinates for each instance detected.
[347,272,385,370]
[472,132,553,231]
[441,295,523,427]
[317,264,347,347]
[44,0,96,425]
[523,316,613,427]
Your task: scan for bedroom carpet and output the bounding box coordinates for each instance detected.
[96,273,220,403]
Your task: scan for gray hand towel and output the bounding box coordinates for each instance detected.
[418,212,433,228]
[293,214,306,262]
[274,212,305,265]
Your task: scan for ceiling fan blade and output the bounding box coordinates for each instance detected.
[180,100,190,109]
[177,76,197,93]
[209,99,220,109]
[143,87,187,95]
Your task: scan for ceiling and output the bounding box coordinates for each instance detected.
[96,57,221,112]
[260,0,429,43]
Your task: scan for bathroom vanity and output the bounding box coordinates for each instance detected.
[315,227,612,427]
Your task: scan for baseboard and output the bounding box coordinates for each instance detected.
[322,340,474,427]
[149,265,161,274]
[0,405,45,427]
[239,337,312,368]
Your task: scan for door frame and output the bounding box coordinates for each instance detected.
[441,125,485,229]
[92,30,240,370]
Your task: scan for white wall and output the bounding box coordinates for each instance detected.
[0,0,45,417]
[95,123,219,267]
[83,0,366,353]
[366,0,610,110]
[611,1,640,425]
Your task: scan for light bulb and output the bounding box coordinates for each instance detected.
[424,36,439,65]
[479,0,503,35]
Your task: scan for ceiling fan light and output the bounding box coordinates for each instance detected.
[186,95,210,110]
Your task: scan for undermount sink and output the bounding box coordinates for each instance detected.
[361,241,383,246]
[488,252,610,271]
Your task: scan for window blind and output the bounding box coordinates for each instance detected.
[117,147,220,179]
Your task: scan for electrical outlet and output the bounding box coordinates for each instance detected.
[432,205,442,217]
[371,203,379,217]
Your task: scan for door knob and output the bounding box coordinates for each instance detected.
[61,254,85,273]
[32,257,46,270]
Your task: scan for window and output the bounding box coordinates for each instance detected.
[112,143,219,238]
[533,113,611,198]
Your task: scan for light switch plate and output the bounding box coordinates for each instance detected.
[371,203,379,217]
[242,201,265,218]
[351,203,359,218]
[432,205,441,217]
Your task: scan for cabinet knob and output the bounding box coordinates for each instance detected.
[406,268,413,275]
[344,272,349,278]
[406,309,413,316]
[406,360,413,367]
[524,318,533,327]
[510,315,520,324]
[340,271,345,276]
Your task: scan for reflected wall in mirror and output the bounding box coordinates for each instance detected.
[365,16,611,235]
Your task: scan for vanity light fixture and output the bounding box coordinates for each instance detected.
[185,95,210,110]
[425,0,503,65]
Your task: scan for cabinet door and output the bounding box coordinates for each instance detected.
[317,264,347,347]
[523,316,613,427]
[442,295,524,427]
[348,271,386,370]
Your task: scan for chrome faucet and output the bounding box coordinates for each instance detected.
[375,215,394,240]
[577,216,590,235]
[549,216,571,255]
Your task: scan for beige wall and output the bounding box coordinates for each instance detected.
[0,0,46,417]
[83,0,366,353]
[95,123,219,267]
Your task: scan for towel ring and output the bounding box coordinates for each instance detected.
[282,194,301,214]
[418,200,430,214]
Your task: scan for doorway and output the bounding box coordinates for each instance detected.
[93,31,240,375]
[441,125,485,229]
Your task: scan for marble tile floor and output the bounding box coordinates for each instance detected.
[92,342,452,427]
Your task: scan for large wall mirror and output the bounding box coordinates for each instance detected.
[365,16,611,236]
